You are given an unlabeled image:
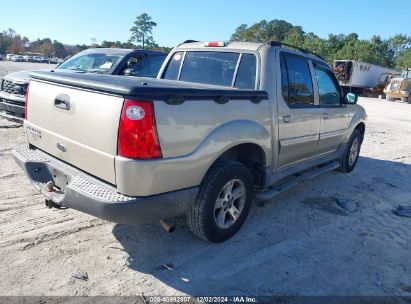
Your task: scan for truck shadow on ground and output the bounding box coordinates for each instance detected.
[112,156,411,296]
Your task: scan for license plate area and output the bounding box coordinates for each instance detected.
[52,168,69,192]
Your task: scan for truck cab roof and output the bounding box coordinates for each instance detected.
[177,41,265,51]
[175,40,327,64]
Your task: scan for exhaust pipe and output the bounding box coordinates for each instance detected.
[46,181,55,192]
[159,219,175,233]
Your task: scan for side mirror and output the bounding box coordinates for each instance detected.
[345,92,358,104]
[124,68,136,76]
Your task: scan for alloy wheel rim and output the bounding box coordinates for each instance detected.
[214,179,246,229]
[349,138,360,166]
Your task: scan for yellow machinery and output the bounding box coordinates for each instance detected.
[384,69,411,103]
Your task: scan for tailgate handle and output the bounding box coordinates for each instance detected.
[54,94,70,110]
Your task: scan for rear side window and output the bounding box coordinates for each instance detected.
[163,52,184,80]
[234,54,257,89]
[281,54,314,107]
[280,55,289,103]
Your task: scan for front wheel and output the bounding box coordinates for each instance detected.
[337,130,363,173]
[386,95,394,101]
[186,160,253,243]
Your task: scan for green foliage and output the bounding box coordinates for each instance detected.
[230,19,411,68]
[0,24,170,59]
[129,13,157,49]
[0,29,88,58]
[396,49,411,68]
[101,40,135,49]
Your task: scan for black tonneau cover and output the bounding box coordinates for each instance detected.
[30,71,268,104]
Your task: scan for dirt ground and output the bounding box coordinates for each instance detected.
[0,62,411,297]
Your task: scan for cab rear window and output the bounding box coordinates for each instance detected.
[162,51,257,89]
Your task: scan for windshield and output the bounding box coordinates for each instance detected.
[57,52,124,74]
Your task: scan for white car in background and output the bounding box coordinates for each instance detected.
[11,55,24,62]
[23,55,34,62]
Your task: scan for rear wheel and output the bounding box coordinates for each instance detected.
[186,160,253,243]
[337,130,363,173]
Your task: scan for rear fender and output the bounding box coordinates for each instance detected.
[194,119,271,168]
[115,119,271,196]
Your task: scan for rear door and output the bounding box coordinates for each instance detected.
[312,62,349,154]
[277,52,321,169]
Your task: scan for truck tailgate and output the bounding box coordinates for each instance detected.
[26,80,124,184]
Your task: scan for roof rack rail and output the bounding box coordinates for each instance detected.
[270,40,324,60]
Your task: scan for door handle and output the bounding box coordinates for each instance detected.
[54,94,70,111]
[283,115,292,123]
[323,113,329,120]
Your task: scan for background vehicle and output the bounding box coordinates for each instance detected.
[23,55,34,62]
[32,56,42,63]
[0,54,5,61]
[334,60,398,96]
[384,68,411,103]
[40,56,50,63]
[13,41,366,242]
[49,57,59,64]
[11,55,24,62]
[6,54,15,60]
[57,48,165,76]
[0,48,166,121]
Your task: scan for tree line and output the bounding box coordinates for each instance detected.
[0,13,170,59]
[2,16,411,68]
[0,28,89,58]
[231,19,411,69]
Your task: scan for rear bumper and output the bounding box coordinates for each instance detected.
[12,145,198,224]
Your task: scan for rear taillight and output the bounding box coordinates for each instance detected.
[118,99,162,159]
[25,83,30,120]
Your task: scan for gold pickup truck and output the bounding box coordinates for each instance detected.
[13,41,367,242]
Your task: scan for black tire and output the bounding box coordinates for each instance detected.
[337,129,362,173]
[186,159,253,243]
